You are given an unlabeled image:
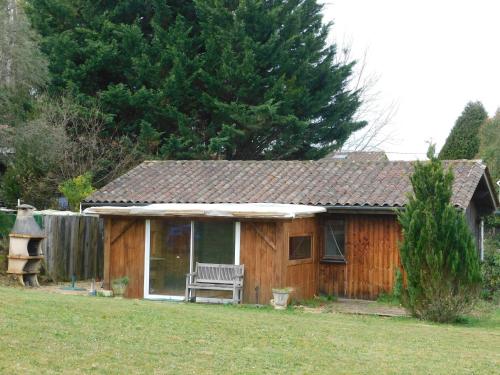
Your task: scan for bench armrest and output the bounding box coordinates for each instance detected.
[186,272,197,285]
[233,274,244,286]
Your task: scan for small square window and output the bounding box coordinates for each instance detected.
[324,219,346,261]
[289,236,312,260]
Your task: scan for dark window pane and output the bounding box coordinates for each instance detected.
[194,221,235,264]
[289,236,312,260]
[324,219,345,259]
[194,221,235,299]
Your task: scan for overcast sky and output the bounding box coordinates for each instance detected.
[322,0,500,160]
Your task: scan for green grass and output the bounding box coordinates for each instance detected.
[376,292,401,306]
[0,287,499,374]
[292,294,337,308]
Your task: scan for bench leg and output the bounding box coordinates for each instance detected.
[185,286,189,302]
[233,286,238,304]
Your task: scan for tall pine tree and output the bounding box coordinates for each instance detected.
[26,0,365,159]
[398,145,481,322]
[0,0,48,125]
[478,110,500,183]
[439,101,488,160]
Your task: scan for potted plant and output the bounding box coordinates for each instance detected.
[111,276,129,297]
[271,287,293,310]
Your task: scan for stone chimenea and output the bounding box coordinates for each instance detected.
[7,204,45,286]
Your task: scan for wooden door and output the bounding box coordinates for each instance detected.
[106,218,145,298]
[240,222,281,304]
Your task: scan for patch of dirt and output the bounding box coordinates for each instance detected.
[37,280,94,296]
[329,298,409,317]
[0,274,94,296]
[300,298,409,317]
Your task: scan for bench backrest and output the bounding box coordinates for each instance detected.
[194,263,244,284]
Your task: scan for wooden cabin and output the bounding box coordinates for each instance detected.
[83,159,498,303]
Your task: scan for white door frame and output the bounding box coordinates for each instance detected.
[143,219,241,301]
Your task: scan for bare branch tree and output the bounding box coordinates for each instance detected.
[336,43,399,152]
[38,95,141,185]
[1,95,140,208]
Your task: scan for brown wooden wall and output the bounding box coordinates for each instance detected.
[102,214,401,302]
[240,217,319,304]
[240,221,283,304]
[103,216,320,304]
[319,214,402,300]
[104,217,145,298]
[283,217,318,301]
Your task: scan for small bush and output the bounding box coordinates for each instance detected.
[0,212,16,237]
[481,249,500,303]
[112,276,129,286]
[393,268,403,301]
[0,237,8,273]
[377,268,405,306]
[58,172,95,212]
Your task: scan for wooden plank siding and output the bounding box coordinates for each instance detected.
[319,214,402,299]
[240,217,320,304]
[283,217,318,302]
[240,221,282,304]
[104,217,145,298]
[101,214,402,302]
[41,214,104,282]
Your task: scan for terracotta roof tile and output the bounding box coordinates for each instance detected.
[323,151,389,162]
[85,159,489,209]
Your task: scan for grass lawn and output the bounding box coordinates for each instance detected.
[0,287,499,374]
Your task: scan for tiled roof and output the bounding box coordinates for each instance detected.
[323,151,389,162]
[85,159,490,209]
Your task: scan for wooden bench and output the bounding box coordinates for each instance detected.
[185,263,244,304]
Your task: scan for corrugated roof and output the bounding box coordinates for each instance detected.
[85,159,490,209]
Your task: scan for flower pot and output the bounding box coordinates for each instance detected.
[271,289,290,310]
[112,283,127,297]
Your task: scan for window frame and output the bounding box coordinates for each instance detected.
[288,233,314,265]
[144,219,241,301]
[322,218,347,264]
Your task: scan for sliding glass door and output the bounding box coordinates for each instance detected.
[148,220,191,297]
[144,219,240,300]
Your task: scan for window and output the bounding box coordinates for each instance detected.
[324,219,346,261]
[289,236,312,260]
[194,221,235,264]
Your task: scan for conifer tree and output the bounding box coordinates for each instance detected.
[478,110,500,182]
[0,0,48,125]
[26,0,365,159]
[439,102,488,160]
[398,145,481,322]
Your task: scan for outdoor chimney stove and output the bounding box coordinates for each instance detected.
[7,204,45,286]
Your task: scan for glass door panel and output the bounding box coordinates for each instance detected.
[149,220,191,296]
[193,221,235,299]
